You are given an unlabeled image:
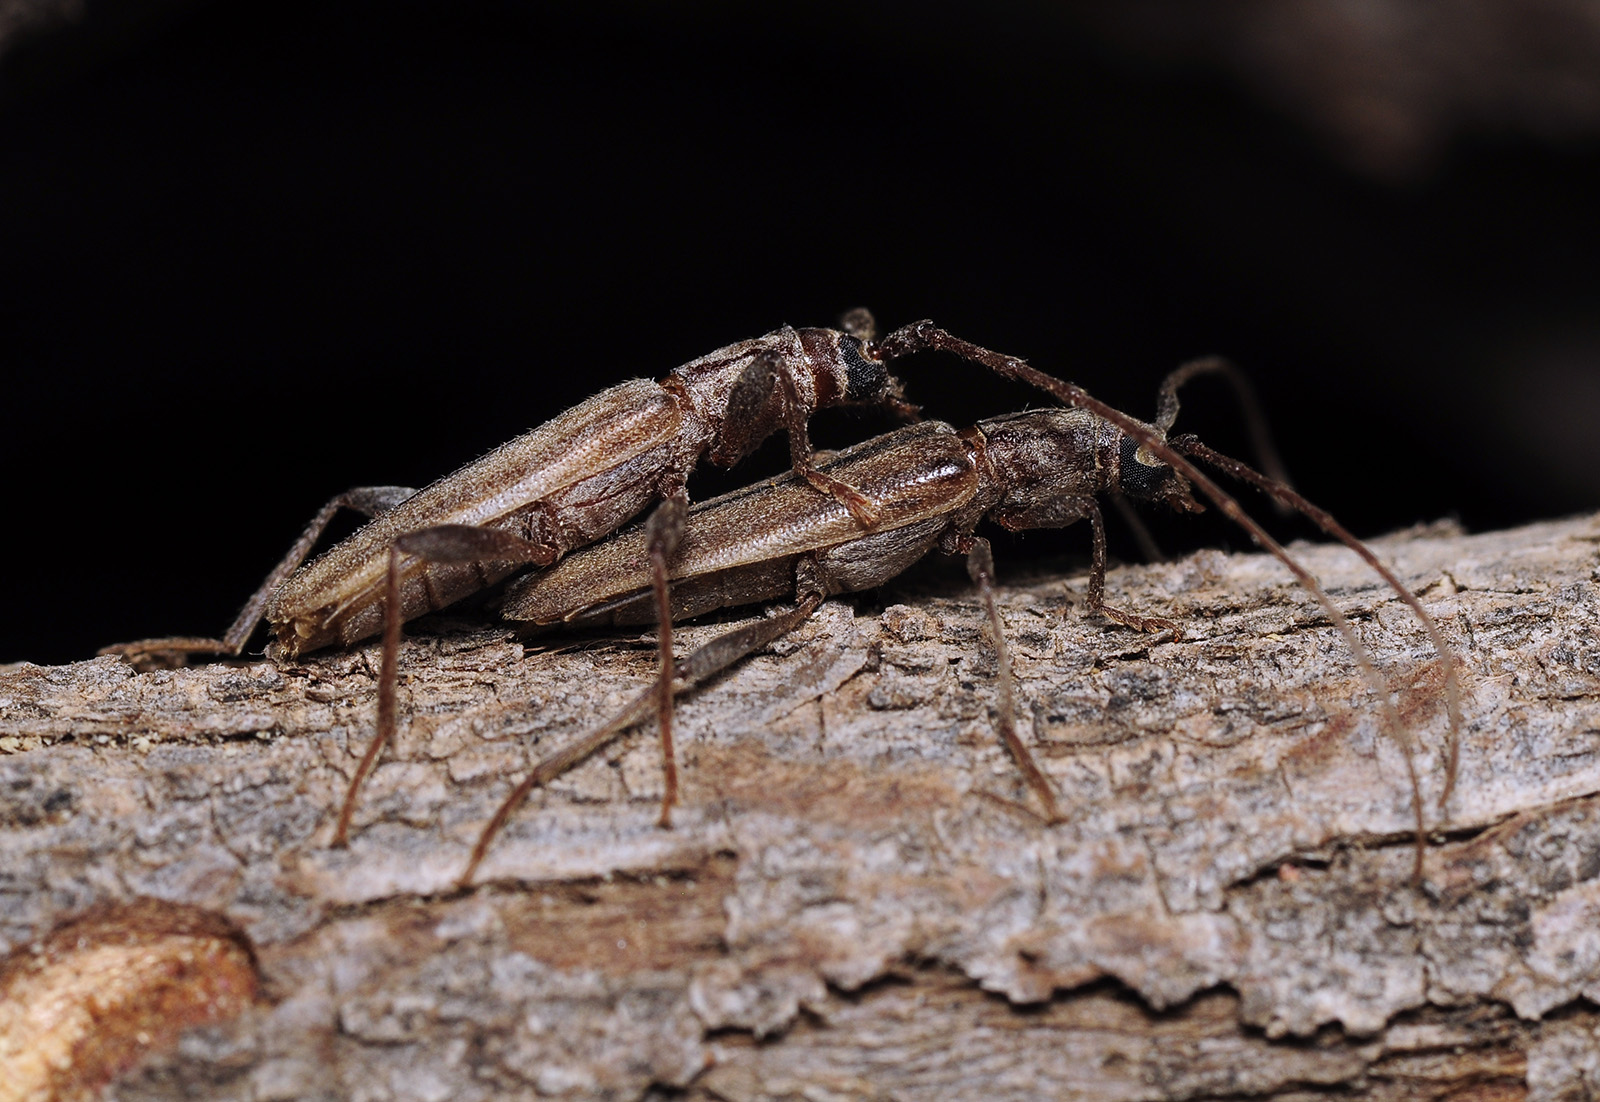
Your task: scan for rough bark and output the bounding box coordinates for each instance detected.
[3,514,1599,1101]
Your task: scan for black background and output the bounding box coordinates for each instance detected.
[3,1,1598,665]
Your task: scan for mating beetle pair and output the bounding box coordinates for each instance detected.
[112,311,1461,884]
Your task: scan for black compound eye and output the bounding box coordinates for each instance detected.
[839,335,888,400]
[1118,434,1172,499]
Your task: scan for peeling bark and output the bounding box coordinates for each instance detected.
[3,514,1600,1100]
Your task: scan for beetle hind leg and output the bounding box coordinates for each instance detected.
[332,523,560,848]
[102,485,419,669]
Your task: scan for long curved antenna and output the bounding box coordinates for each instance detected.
[1155,356,1294,494]
[879,322,1456,881]
[1171,435,1463,809]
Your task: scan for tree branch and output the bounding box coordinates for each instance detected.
[4,515,1599,1100]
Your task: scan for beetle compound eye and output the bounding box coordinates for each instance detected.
[1118,434,1173,499]
[840,335,889,400]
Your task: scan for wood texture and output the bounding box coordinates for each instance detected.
[3,514,1600,1100]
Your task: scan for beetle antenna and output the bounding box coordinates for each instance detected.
[878,323,1459,882]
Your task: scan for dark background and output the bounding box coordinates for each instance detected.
[3,0,1598,665]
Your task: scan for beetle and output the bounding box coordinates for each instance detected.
[449,360,1462,885]
[109,313,1077,843]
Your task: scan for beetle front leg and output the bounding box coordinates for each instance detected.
[1078,497,1183,638]
[717,349,883,528]
[774,365,883,527]
[332,524,559,847]
[103,485,418,668]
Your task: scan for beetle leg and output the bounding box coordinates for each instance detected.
[645,491,688,828]
[957,535,1063,824]
[103,485,418,668]
[457,563,829,888]
[1079,497,1183,638]
[717,347,883,528]
[773,364,883,528]
[332,524,558,847]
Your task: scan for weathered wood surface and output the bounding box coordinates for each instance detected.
[3,514,1600,1100]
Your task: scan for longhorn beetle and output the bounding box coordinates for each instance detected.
[450,352,1463,886]
[109,313,1112,844]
